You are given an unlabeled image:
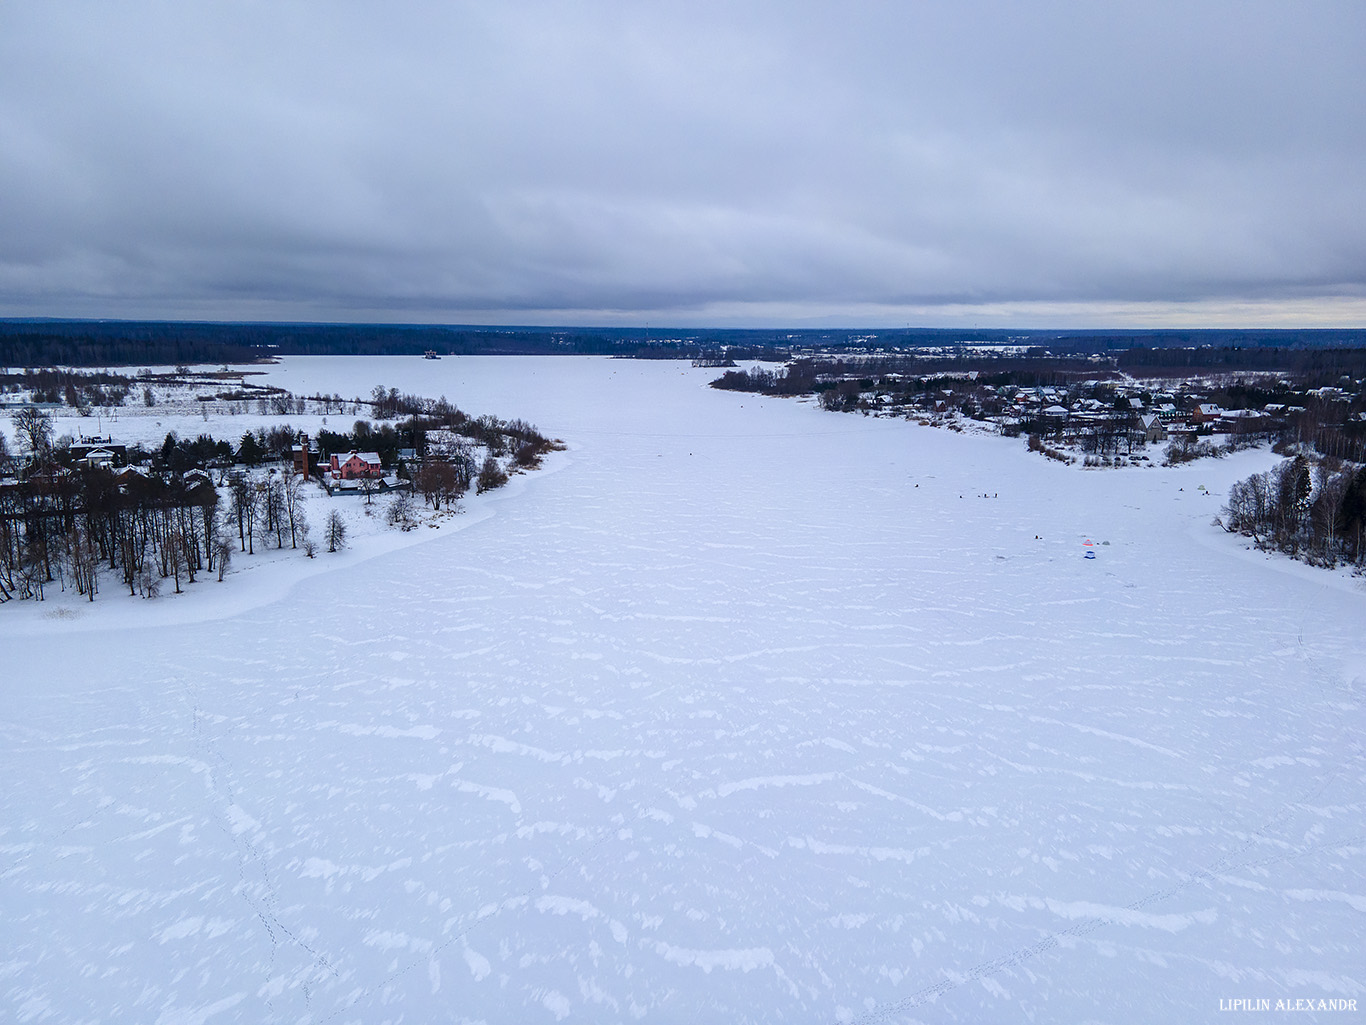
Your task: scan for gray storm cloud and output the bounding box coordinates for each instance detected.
[1,1,1363,326]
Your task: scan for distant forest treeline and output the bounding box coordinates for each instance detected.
[0,320,787,365]
[1,319,1364,368]
[1115,345,1366,377]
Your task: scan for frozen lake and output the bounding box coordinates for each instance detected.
[3,356,1364,1023]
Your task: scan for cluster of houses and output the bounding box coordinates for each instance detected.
[3,430,415,501]
[1132,402,1301,444]
[68,436,128,470]
[293,435,410,495]
[5,435,160,492]
[2,442,217,500]
[937,383,1324,450]
[1020,395,1278,445]
[839,373,1366,461]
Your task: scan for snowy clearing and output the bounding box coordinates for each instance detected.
[3,356,1364,1024]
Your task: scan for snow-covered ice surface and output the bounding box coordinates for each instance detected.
[3,357,1364,1024]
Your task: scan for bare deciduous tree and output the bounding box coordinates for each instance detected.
[386,490,416,530]
[283,473,308,549]
[415,460,459,510]
[213,511,235,581]
[359,475,378,506]
[10,406,53,461]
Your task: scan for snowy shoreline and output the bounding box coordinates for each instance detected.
[0,443,574,637]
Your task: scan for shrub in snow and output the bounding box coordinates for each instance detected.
[476,457,508,494]
[386,491,417,531]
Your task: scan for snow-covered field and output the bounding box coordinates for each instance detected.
[3,356,1363,1024]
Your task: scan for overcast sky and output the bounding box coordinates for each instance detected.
[2,2,1363,328]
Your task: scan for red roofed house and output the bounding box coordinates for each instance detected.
[331,451,383,479]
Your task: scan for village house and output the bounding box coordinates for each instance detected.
[70,439,127,469]
[1313,386,1350,402]
[1190,403,1225,426]
[330,450,383,480]
[76,447,118,470]
[182,469,217,504]
[1219,408,1267,431]
[1139,413,1168,444]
